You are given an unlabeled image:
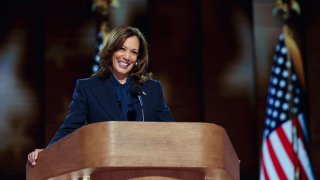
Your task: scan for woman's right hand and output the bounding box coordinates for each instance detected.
[27,149,43,166]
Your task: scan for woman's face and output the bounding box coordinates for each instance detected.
[112,35,140,81]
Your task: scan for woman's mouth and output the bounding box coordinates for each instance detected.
[118,60,131,68]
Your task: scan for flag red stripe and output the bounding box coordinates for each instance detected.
[292,117,310,179]
[277,125,300,176]
[296,138,309,180]
[266,138,287,179]
[261,156,270,180]
[299,159,308,180]
[277,123,310,179]
[276,126,294,162]
[295,117,312,179]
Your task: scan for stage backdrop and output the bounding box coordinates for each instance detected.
[0,0,319,179]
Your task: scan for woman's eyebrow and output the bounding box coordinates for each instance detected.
[122,45,139,51]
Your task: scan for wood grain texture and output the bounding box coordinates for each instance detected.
[26,122,239,180]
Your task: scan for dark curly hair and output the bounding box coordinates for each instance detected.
[92,26,152,83]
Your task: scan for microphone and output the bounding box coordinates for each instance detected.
[131,84,146,122]
[131,84,146,96]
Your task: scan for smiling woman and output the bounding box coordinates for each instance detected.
[93,26,151,84]
[27,26,175,166]
[111,36,140,83]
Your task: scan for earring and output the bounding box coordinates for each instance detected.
[135,62,138,65]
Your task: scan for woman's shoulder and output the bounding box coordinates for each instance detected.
[141,79,164,91]
[77,77,97,83]
[141,79,166,96]
[76,77,107,87]
[142,79,161,86]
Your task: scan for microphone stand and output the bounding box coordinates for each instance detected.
[137,95,144,122]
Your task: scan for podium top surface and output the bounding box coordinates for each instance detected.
[26,121,239,180]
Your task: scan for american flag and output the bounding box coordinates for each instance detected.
[259,33,315,180]
[92,22,110,73]
[92,29,104,73]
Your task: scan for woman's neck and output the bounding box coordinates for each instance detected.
[113,73,127,84]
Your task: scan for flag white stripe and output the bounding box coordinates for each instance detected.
[282,120,292,143]
[297,138,314,180]
[270,128,294,179]
[262,138,279,179]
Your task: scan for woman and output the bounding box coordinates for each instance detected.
[27,26,174,165]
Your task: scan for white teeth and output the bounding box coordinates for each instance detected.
[119,61,130,68]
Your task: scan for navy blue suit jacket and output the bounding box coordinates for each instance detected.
[48,77,174,145]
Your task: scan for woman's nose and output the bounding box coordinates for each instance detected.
[123,51,130,59]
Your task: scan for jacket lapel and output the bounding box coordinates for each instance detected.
[92,77,125,120]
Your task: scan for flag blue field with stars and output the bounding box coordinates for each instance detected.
[92,30,104,73]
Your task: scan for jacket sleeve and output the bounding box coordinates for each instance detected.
[155,81,175,122]
[47,80,88,146]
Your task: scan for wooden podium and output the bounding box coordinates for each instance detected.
[26,122,239,180]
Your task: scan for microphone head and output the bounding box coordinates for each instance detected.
[131,84,143,96]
